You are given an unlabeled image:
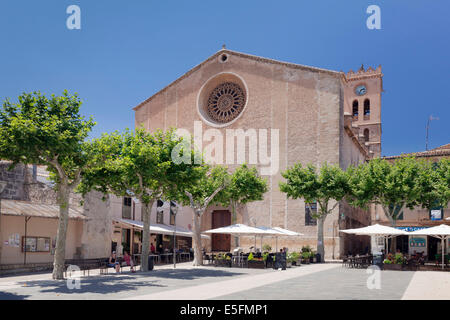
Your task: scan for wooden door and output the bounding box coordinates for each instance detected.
[211,210,231,252]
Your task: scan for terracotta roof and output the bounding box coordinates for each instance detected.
[0,200,87,220]
[133,49,342,111]
[383,143,450,160]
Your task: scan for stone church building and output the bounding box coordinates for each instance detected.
[133,48,383,259]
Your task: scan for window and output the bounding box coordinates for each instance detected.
[305,202,317,226]
[364,99,370,120]
[364,128,370,142]
[352,100,359,120]
[122,197,132,219]
[156,199,164,224]
[22,236,50,252]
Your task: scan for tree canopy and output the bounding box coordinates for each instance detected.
[0,90,95,279]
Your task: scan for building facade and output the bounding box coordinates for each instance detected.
[133,49,381,258]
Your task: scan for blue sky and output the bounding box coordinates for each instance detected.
[0,0,448,156]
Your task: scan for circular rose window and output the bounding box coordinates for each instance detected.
[206,82,246,124]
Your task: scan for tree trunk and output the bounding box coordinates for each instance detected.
[140,200,153,272]
[52,185,70,280]
[192,210,204,266]
[231,200,239,247]
[317,215,326,262]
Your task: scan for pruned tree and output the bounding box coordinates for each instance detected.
[415,158,450,212]
[280,163,350,260]
[348,157,421,228]
[172,165,230,266]
[0,91,95,279]
[80,128,200,271]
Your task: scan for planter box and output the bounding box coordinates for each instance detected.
[248,260,265,269]
[383,263,402,271]
[216,260,232,268]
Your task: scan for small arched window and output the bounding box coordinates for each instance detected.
[364,99,370,119]
[364,128,370,142]
[352,100,359,119]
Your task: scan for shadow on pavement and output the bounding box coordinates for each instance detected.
[16,274,165,295]
[141,268,245,280]
[0,292,30,300]
[13,268,245,296]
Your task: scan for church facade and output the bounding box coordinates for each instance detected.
[133,49,383,259]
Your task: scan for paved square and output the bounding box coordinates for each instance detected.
[0,263,448,300]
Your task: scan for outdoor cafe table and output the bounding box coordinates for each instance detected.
[133,253,160,264]
[179,252,190,262]
[160,253,172,264]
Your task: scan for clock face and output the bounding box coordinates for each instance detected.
[355,85,367,96]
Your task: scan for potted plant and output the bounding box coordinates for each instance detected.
[309,251,316,263]
[247,252,265,269]
[301,251,310,264]
[287,252,300,266]
[383,253,404,270]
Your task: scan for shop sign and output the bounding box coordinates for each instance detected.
[409,237,426,248]
[396,226,428,232]
[430,209,442,221]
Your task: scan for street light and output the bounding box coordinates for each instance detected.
[170,201,179,269]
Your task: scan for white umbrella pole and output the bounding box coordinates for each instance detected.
[276,237,278,252]
[261,236,263,252]
[442,237,445,270]
[254,236,256,251]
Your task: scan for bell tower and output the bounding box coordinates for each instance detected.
[342,65,383,158]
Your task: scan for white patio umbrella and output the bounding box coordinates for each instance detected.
[256,227,304,252]
[409,224,450,270]
[254,227,286,252]
[340,224,409,254]
[203,224,278,251]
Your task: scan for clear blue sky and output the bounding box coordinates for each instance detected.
[0,0,448,156]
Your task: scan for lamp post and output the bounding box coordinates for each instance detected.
[171,201,179,269]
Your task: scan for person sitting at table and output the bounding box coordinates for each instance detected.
[122,251,135,273]
[108,251,120,274]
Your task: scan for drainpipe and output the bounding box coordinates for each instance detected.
[24,216,31,265]
[0,182,7,265]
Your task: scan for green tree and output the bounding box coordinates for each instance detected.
[219,164,268,247]
[80,128,200,271]
[415,159,450,212]
[0,91,95,279]
[280,163,349,260]
[225,164,268,224]
[348,157,421,228]
[172,165,230,266]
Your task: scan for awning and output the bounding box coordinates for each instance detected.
[113,218,210,239]
[0,199,87,220]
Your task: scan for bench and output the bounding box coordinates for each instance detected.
[64,258,109,277]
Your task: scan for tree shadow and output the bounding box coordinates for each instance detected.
[0,291,30,300]
[137,267,246,280]
[12,268,246,296]
[16,274,166,295]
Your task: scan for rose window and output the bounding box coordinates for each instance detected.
[206,82,246,124]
